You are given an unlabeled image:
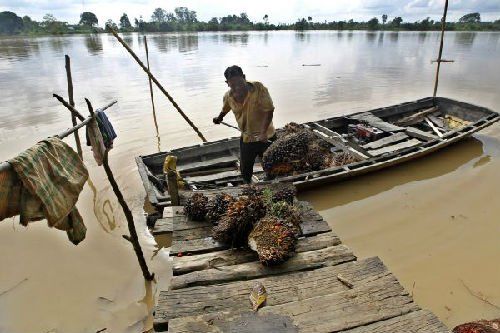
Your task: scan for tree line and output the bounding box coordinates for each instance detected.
[1,8,499,35]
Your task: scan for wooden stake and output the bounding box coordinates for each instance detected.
[167,170,180,206]
[65,55,83,158]
[110,29,208,143]
[143,36,161,152]
[433,0,449,98]
[85,98,154,281]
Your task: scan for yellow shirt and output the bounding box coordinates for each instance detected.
[222,81,276,143]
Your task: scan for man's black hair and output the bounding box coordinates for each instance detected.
[224,65,244,80]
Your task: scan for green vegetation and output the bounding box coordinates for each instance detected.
[0,8,499,36]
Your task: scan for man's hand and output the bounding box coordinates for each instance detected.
[213,113,224,124]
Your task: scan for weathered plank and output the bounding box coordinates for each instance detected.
[152,217,173,234]
[339,310,450,333]
[394,106,439,127]
[167,274,418,333]
[350,113,405,132]
[362,132,409,150]
[153,215,212,235]
[173,226,213,242]
[368,139,421,157]
[185,170,241,183]
[177,155,238,174]
[172,232,340,275]
[405,127,438,141]
[171,237,227,256]
[170,244,356,289]
[156,257,387,325]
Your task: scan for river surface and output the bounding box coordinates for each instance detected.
[0,30,499,332]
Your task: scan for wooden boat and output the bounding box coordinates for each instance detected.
[137,97,499,208]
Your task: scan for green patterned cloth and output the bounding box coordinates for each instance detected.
[0,137,88,245]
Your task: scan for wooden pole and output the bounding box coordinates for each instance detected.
[85,98,154,281]
[166,170,180,206]
[65,55,83,158]
[143,36,161,152]
[433,0,449,98]
[110,29,208,143]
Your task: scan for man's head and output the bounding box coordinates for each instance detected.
[224,65,247,95]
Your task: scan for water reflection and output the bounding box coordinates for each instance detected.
[221,33,249,46]
[366,32,377,43]
[378,32,384,46]
[454,32,477,48]
[295,32,310,42]
[0,38,40,60]
[418,32,428,44]
[389,32,399,42]
[84,34,103,55]
[47,37,68,54]
[178,34,198,53]
[122,33,134,47]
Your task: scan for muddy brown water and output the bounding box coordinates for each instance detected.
[0,31,499,332]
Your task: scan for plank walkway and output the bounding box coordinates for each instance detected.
[152,197,450,332]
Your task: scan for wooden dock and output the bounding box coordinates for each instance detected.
[151,193,450,332]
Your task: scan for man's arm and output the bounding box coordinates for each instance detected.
[214,94,231,124]
[258,111,273,142]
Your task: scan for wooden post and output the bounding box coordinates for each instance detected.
[65,55,83,158]
[85,98,154,281]
[110,29,208,143]
[433,0,449,98]
[144,36,161,152]
[167,170,180,206]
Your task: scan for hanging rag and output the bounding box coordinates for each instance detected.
[86,116,106,166]
[96,110,117,149]
[0,137,89,245]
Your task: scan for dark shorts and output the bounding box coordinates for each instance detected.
[239,135,276,183]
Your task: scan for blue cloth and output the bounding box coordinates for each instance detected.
[96,111,117,148]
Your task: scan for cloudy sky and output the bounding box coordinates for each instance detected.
[1,0,499,25]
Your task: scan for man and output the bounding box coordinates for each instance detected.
[213,65,276,183]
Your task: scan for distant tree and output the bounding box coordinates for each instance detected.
[151,8,167,23]
[382,14,388,25]
[459,12,480,23]
[207,17,219,30]
[105,19,118,32]
[308,16,312,22]
[295,18,308,31]
[392,16,403,27]
[0,11,23,34]
[367,17,379,30]
[79,11,98,26]
[119,13,132,29]
[174,7,197,23]
[22,15,36,32]
[43,13,66,34]
[263,14,269,25]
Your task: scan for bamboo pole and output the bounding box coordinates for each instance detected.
[110,29,207,143]
[65,55,83,158]
[85,98,154,281]
[143,36,161,152]
[433,0,449,98]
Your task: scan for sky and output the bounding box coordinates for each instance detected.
[1,0,499,25]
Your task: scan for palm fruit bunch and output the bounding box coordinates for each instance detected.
[453,319,500,333]
[262,125,332,177]
[271,186,296,205]
[205,193,235,224]
[212,195,266,247]
[240,184,263,198]
[248,216,298,266]
[269,201,302,236]
[183,193,208,221]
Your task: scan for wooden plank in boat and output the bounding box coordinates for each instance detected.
[171,237,227,256]
[167,272,418,332]
[350,113,405,132]
[177,155,238,174]
[405,127,439,141]
[185,170,241,183]
[339,309,449,333]
[156,257,387,325]
[308,124,369,160]
[368,139,421,157]
[170,244,355,289]
[362,132,409,150]
[394,106,439,127]
[172,231,341,275]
